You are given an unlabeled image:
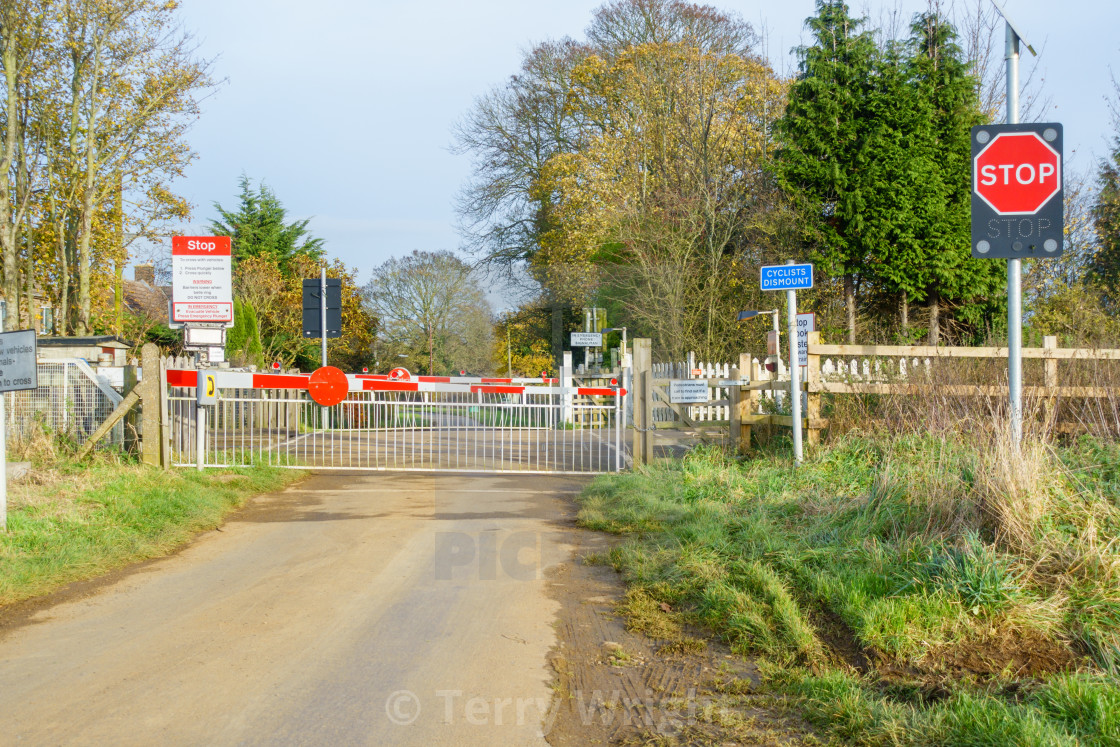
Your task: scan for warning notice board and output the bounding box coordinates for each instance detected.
[171,236,233,323]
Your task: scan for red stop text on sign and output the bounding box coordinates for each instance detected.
[973,132,1061,215]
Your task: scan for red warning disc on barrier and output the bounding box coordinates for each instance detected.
[389,367,411,381]
[308,366,348,406]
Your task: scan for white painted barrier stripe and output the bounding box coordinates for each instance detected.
[172,369,625,397]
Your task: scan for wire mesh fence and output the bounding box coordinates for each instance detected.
[5,359,124,447]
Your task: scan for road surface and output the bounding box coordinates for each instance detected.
[0,472,590,746]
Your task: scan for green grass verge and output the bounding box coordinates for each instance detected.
[0,460,304,605]
[578,434,1120,745]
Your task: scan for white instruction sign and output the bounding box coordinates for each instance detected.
[172,236,233,324]
[570,332,603,347]
[796,313,816,367]
[669,379,709,404]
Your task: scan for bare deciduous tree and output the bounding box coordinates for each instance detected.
[363,251,493,376]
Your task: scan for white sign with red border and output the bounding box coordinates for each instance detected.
[172,236,233,324]
[796,313,815,368]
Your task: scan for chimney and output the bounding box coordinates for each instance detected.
[135,264,155,286]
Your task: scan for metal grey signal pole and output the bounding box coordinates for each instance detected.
[1006,21,1022,445]
[320,266,328,368]
[786,260,803,464]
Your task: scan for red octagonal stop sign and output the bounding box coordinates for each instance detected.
[308,366,349,406]
[974,131,1061,215]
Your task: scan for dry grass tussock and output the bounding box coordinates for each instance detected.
[820,353,1120,670]
[5,419,136,514]
[825,348,1120,439]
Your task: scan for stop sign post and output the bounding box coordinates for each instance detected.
[971,123,1063,259]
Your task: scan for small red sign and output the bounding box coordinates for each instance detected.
[974,132,1061,215]
[308,366,348,406]
[389,367,411,381]
[171,236,232,255]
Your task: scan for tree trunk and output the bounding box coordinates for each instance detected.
[113,172,123,335]
[0,42,19,313]
[900,290,909,337]
[74,172,95,335]
[927,287,940,345]
[844,273,856,344]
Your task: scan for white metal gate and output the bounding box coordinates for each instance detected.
[165,370,627,474]
[5,358,125,447]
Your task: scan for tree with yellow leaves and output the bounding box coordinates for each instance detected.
[457,0,787,361]
[1,0,214,335]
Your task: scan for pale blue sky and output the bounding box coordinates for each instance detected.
[162,0,1120,291]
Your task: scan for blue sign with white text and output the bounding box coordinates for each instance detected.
[760,263,813,291]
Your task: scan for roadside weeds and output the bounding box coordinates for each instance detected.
[0,456,304,607]
[576,433,1120,745]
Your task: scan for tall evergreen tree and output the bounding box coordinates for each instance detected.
[776,0,879,343]
[1092,132,1120,309]
[906,12,1002,344]
[859,38,938,340]
[210,175,325,274]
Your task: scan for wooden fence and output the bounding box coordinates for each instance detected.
[628,335,1120,465]
[730,333,1120,453]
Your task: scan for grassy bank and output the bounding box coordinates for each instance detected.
[0,459,303,605]
[579,434,1120,745]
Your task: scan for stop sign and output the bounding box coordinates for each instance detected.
[974,132,1060,214]
[970,123,1064,259]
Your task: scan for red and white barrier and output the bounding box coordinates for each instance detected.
[166,369,623,397]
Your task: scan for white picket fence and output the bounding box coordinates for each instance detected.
[652,356,734,423]
[820,356,932,380]
[649,352,933,427]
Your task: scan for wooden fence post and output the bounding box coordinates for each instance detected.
[739,353,753,454]
[123,360,140,454]
[1043,335,1058,428]
[729,363,741,454]
[632,338,652,466]
[1043,336,1058,388]
[755,357,771,445]
[806,332,822,448]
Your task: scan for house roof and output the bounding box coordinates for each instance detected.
[123,279,171,322]
[38,335,134,349]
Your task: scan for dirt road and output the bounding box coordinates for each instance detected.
[0,472,588,746]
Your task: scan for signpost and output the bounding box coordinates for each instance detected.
[171,236,233,324]
[795,313,816,368]
[0,329,38,529]
[973,4,1058,447]
[760,262,813,464]
[172,236,233,363]
[669,379,709,404]
[570,332,603,347]
[971,124,1063,259]
[760,263,813,292]
[302,272,342,368]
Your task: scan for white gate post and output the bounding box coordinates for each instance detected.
[561,351,573,425]
[196,404,206,471]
